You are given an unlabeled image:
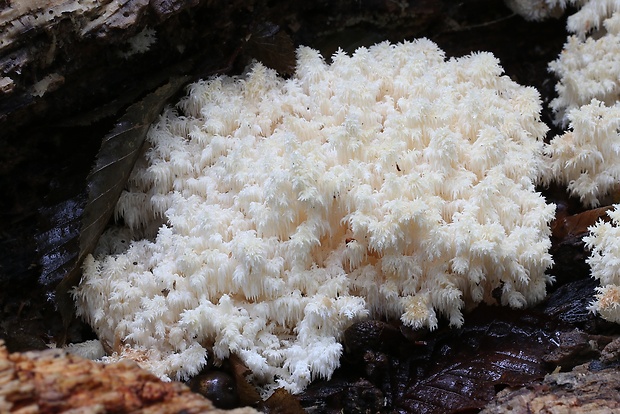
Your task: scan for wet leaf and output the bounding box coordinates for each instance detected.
[36,76,189,329]
[391,310,559,413]
[300,307,562,414]
[549,205,612,284]
[543,278,620,334]
[37,197,86,287]
[552,205,612,241]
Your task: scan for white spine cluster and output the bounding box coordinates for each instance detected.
[503,0,566,21]
[74,40,554,393]
[542,100,620,207]
[549,1,620,125]
[534,0,620,324]
[585,206,620,322]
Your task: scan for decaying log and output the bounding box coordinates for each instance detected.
[0,341,258,413]
[0,0,223,132]
[480,362,620,413]
[0,0,448,135]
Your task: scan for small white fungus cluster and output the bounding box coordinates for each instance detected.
[532,1,620,323]
[563,0,620,37]
[548,0,620,125]
[503,0,565,21]
[542,99,620,207]
[584,206,620,322]
[74,40,555,393]
[504,0,620,328]
[505,0,618,32]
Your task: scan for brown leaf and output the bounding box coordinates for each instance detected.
[551,205,612,241]
[229,354,262,407]
[391,309,559,413]
[36,76,189,331]
[246,22,296,75]
[260,388,306,414]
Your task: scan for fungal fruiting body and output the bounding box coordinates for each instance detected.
[547,1,620,125]
[534,2,620,324]
[584,206,620,323]
[542,100,620,207]
[74,40,554,393]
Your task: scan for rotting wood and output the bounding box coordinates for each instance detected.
[481,362,620,413]
[0,340,258,413]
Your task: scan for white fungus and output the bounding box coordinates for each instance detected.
[548,1,620,125]
[505,0,619,32]
[584,206,620,323]
[74,40,555,394]
[535,1,620,325]
[503,0,565,21]
[542,99,620,207]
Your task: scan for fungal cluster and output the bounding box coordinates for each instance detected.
[74,40,555,393]
[515,0,620,322]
